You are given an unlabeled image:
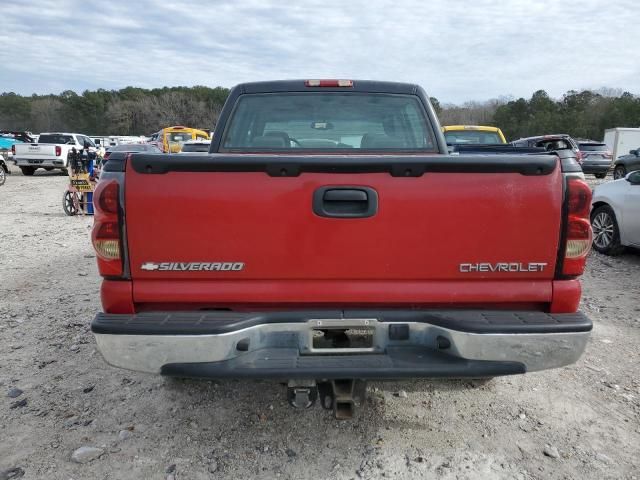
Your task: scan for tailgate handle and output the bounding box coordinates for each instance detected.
[324,189,367,202]
[313,186,378,218]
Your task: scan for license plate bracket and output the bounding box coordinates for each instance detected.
[304,319,380,354]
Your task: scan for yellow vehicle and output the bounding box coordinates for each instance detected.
[149,126,210,153]
[442,125,507,145]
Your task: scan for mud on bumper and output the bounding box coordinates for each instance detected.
[91,310,592,379]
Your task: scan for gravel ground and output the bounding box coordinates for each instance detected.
[1,165,639,480]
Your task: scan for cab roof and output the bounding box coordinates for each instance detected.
[161,126,208,133]
[235,79,421,95]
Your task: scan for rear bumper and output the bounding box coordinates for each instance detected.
[91,310,592,379]
[14,157,65,167]
[581,162,611,173]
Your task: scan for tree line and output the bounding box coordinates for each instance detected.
[435,88,640,141]
[0,86,638,141]
[0,86,229,136]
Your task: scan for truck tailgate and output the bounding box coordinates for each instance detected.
[124,154,562,307]
[15,144,56,158]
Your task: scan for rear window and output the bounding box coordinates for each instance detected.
[181,143,210,152]
[221,93,435,152]
[444,130,502,145]
[38,134,74,144]
[578,143,608,151]
[167,132,193,143]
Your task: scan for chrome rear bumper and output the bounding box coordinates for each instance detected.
[92,311,591,377]
[14,158,65,167]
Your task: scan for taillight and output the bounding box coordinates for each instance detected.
[561,178,592,277]
[11,144,15,155]
[97,181,119,213]
[93,222,120,259]
[604,151,612,159]
[305,79,353,87]
[55,146,61,156]
[92,180,123,277]
[567,178,591,218]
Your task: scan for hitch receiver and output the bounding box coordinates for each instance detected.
[318,379,367,420]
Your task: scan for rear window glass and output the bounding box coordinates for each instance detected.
[221,93,435,152]
[167,132,193,143]
[444,130,502,145]
[578,143,608,151]
[38,134,74,144]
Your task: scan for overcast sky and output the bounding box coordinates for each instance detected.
[1,0,638,103]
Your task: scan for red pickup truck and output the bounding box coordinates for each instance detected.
[91,80,593,418]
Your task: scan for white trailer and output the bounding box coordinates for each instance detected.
[91,136,120,148]
[91,136,147,147]
[603,128,640,161]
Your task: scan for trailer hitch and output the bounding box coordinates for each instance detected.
[318,379,367,420]
[287,379,367,419]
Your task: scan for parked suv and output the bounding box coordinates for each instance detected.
[577,143,612,178]
[612,148,640,180]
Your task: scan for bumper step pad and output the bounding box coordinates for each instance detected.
[160,346,525,380]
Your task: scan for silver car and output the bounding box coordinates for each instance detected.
[591,171,640,254]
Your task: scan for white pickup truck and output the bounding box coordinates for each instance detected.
[13,132,96,175]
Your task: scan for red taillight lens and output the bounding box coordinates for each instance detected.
[561,179,592,277]
[98,181,119,214]
[604,151,612,159]
[567,178,591,218]
[305,79,353,87]
[11,144,15,155]
[575,151,583,164]
[92,180,123,277]
[55,146,61,156]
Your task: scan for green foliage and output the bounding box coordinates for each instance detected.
[493,89,640,141]
[0,85,231,135]
[0,93,31,130]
